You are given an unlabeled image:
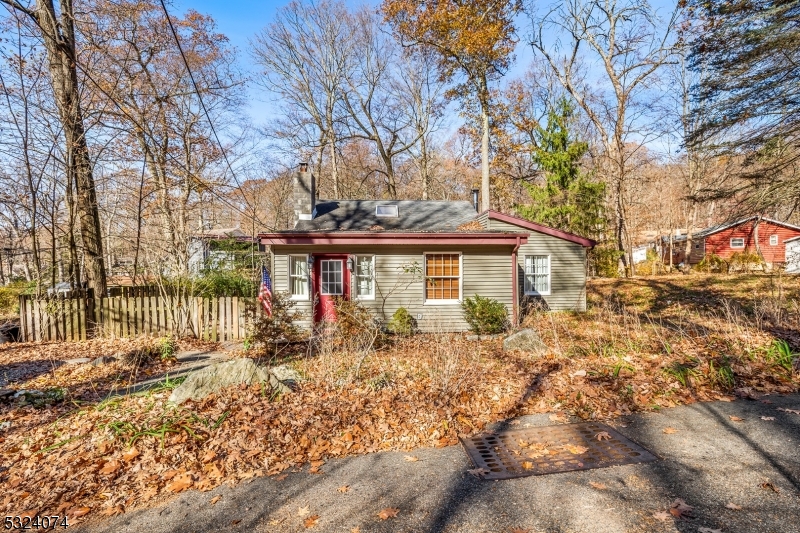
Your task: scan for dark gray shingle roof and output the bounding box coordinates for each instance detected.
[292,200,479,232]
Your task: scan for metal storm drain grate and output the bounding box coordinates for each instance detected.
[460,422,658,480]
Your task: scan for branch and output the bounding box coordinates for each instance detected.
[0,0,37,21]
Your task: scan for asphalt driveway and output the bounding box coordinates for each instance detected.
[78,394,800,533]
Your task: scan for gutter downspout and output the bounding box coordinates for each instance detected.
[512,235,521,327]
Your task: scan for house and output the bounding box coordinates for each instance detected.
[258,165,596,331]
[187,228,256,273]
[666,216,800,268]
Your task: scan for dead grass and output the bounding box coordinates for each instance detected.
[0,274,798,521]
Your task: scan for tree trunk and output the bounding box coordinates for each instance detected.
[480,97,491,212]
[329,132,339,198]
[420,132,429,200]
[31,0,106,293]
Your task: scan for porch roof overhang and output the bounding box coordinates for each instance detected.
[259,231,528,246]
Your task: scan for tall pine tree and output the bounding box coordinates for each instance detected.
[517,98,605,239]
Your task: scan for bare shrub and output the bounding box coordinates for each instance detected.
[425,319,480,396]
[309,298,382,386]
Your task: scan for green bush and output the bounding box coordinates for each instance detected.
[387,307,416,335]
[461,295,509,335]
[590,244,623,278]
[159,336,178,361]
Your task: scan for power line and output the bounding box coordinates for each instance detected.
[157,0,257,219]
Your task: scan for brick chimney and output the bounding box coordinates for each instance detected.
[293,162,315,227]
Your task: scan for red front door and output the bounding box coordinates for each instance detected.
[313,255,350,322]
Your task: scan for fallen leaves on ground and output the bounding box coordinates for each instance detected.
[303,515,320,528]
[589,481,607,490]
[210,495,222,505]
[669,499,694,519]
[595,431,612,441]
[778,407,800,415]
[725,502,742,510]
[652,511,671,521]
[663,427,678,434]
[403,455,419,462]
[510,528,531,533]
[548,413,568,423]
[468,468,489,477]
[698,528,722,533]
[729,415,744,422]
[377,508,400,520]
[338,485,350,493]
[2,276,798,519]
[760,416,775,421]
[165,472,193,493]
[297,506,311,517]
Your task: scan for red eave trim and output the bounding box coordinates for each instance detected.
[258,232,528,246]
[481,210,596,248]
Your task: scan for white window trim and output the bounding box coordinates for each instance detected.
[769,234,779,246]
[423,252,462,305]
[288,254,310,300]
[354,255,376,300]
[319,259,344,296]
[730,238,745,249]
[524,254,551,296]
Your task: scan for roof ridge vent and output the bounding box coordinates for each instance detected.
[376,204,399,217]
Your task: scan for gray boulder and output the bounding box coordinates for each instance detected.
[270,364,304,389]
[502,329,549,356]
[168,358,291,405]
[90,356,117,367]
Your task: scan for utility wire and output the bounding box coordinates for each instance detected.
[157,0,257,218]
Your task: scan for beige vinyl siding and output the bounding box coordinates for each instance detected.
[484,218,588,311]
[271,244,513,332]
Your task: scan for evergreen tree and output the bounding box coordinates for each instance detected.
[686,0,800,212]
[517,98,605,238]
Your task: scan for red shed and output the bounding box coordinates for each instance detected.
[678,216,800,266]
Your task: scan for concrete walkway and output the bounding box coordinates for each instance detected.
[79,394,800,533]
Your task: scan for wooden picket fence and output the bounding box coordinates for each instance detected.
[18,291,255,342]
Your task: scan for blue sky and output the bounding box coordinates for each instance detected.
[173,0,678,140]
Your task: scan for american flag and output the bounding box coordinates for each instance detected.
[257,265,272,316]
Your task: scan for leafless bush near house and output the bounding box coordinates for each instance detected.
[308,299,382,386]
[423,315,479,396]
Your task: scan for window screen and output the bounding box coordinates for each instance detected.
[425,253,460,300]
[289,256,308,298]
[355,256,374,298]
[524,255,550,295]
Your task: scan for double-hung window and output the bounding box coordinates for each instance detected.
[524,255,551,295]
[730,237,745,249]
[288,255,309,299]
[769,234,779,246]
[355,255,375,299]
[424,253,461,302]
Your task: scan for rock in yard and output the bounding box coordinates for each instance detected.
[13,388,66,407]
[90,356,117,367]
[168,358,291,405]
[503,328,549,355]
[270,364,303,388]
